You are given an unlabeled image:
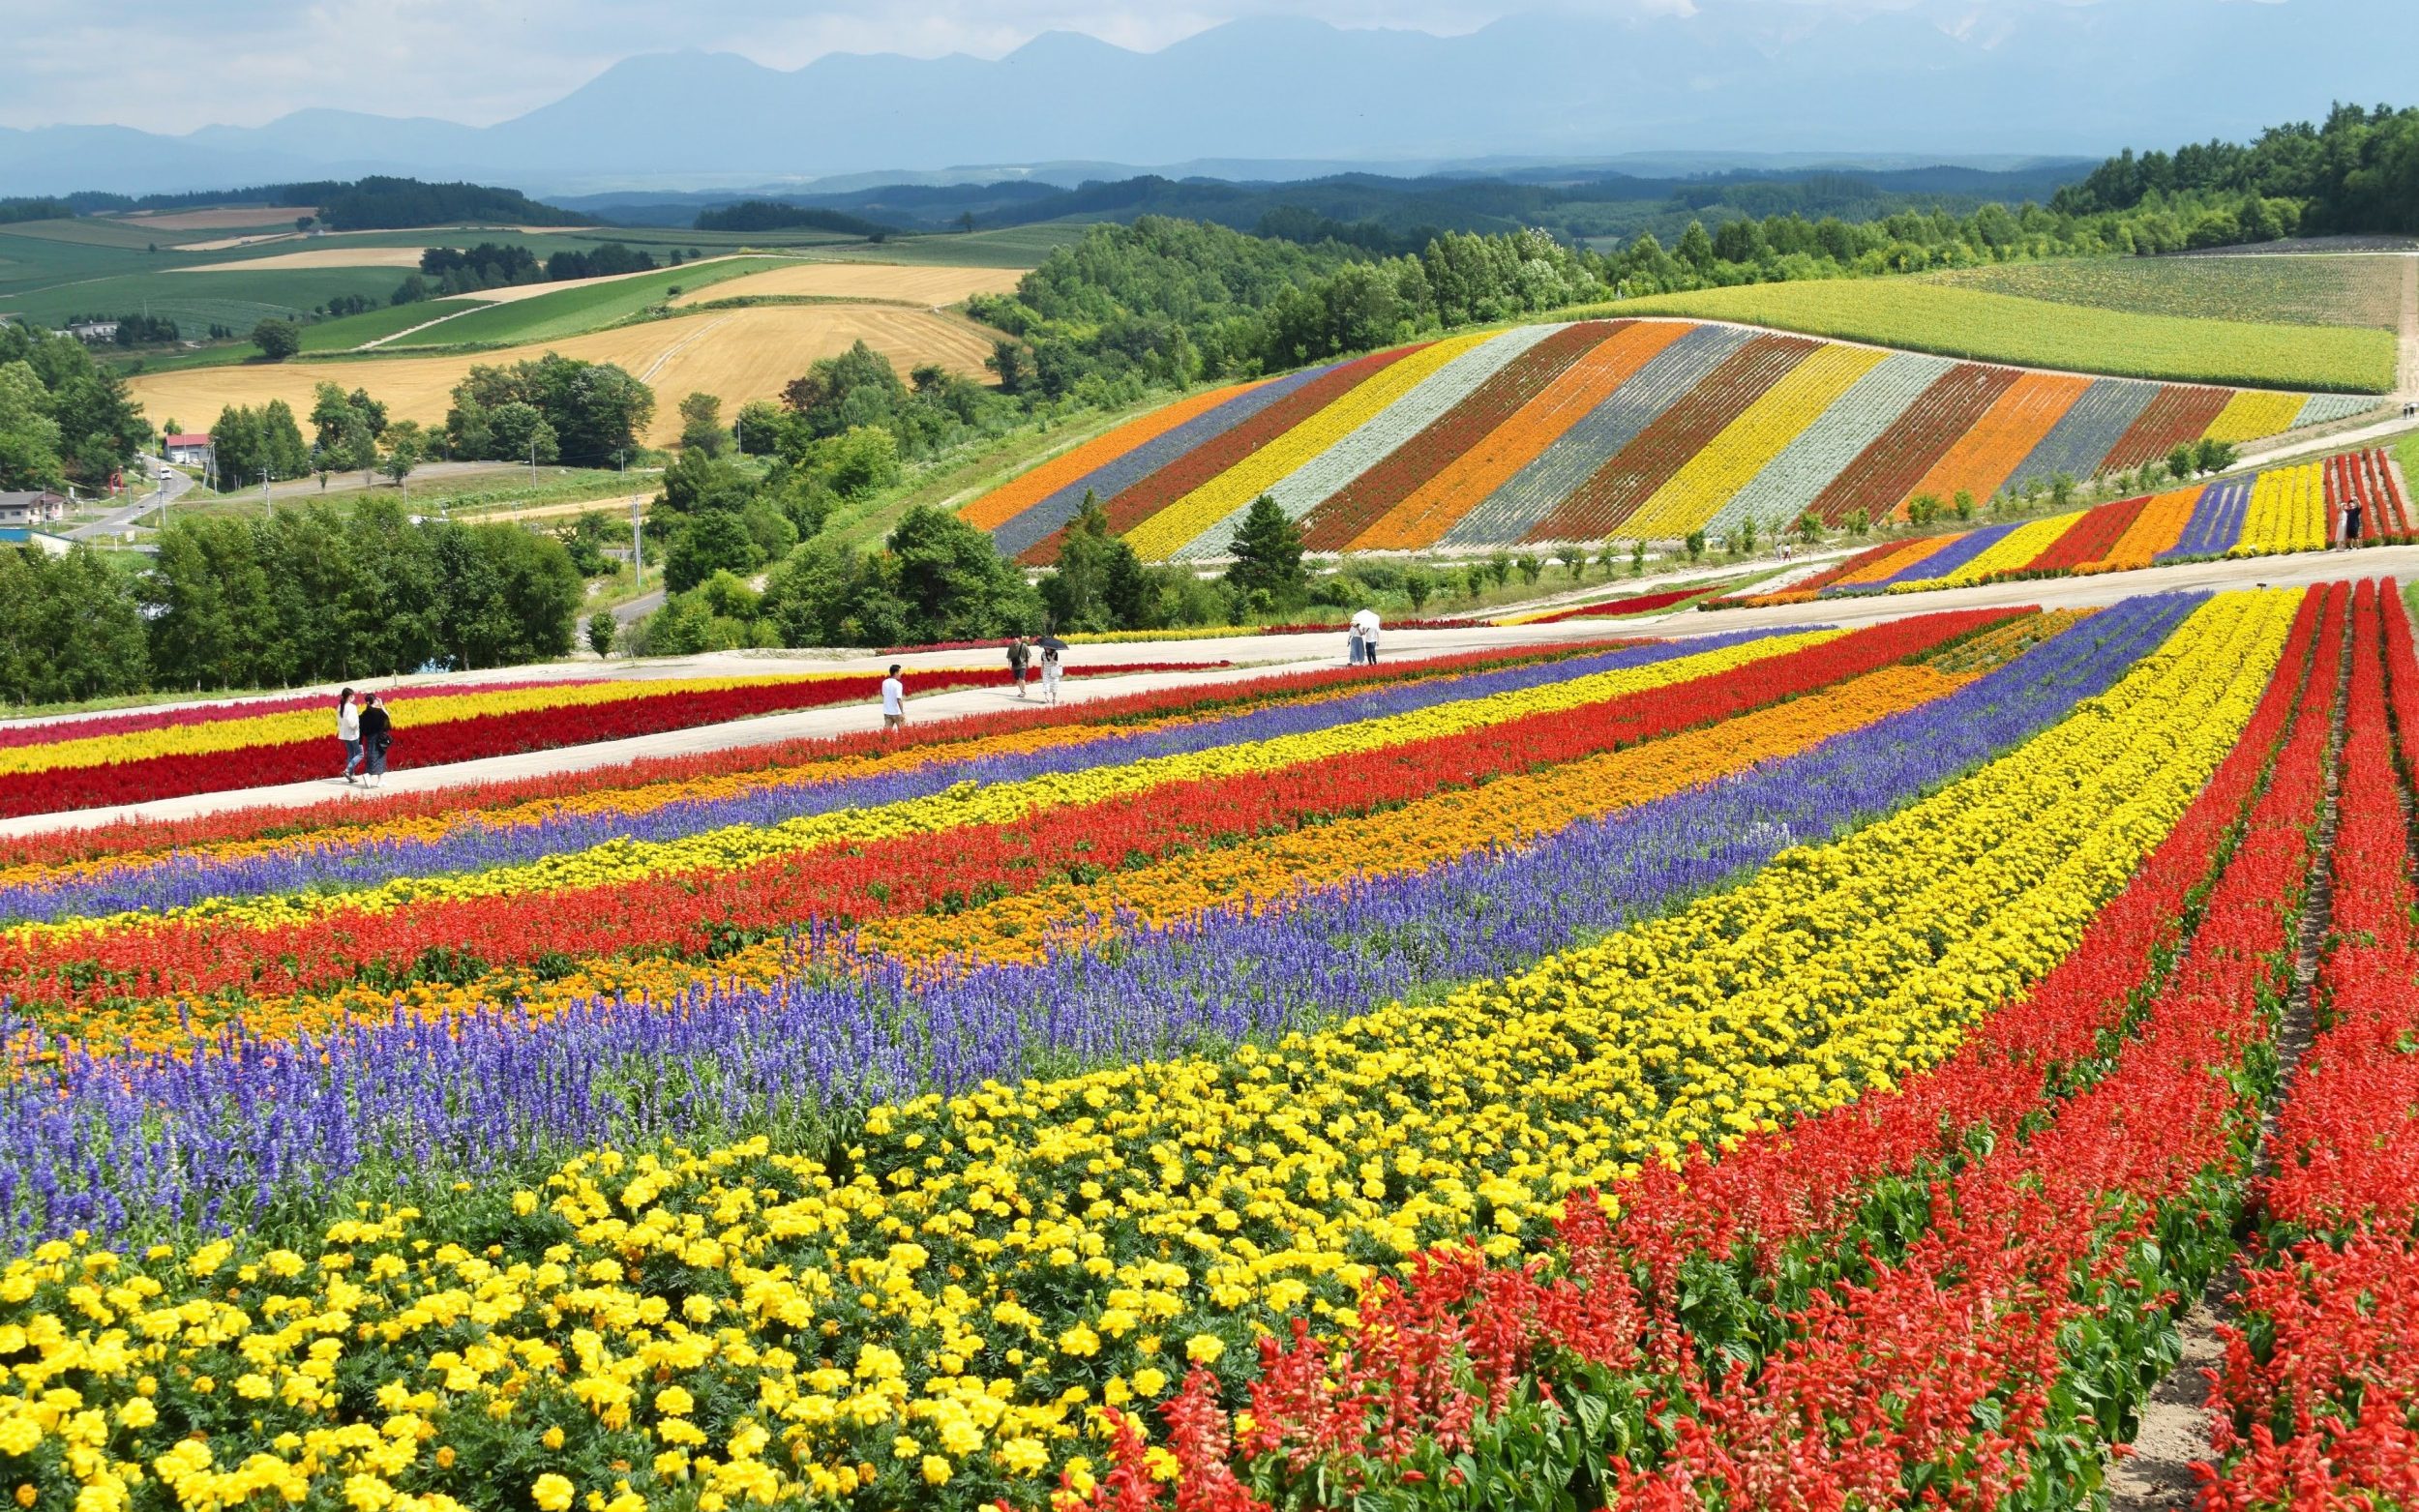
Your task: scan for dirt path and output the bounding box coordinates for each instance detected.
[9,547,2415,836]
[2108,601,2346,1508]
[358,306,483,351]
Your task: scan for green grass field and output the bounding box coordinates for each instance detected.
[1598,278,2397,393]
[296,297,486,352]
[377,255,799,348]
[1923,254,2406,330]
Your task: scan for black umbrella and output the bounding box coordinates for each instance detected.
[1035,635,1068,650]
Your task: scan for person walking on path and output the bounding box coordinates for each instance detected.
[1039,640,1063,705]
[1353,608,1382,665]
[1007,636,1030,698]
[358,694,393,787]
[1346,621,1366,665]
[336,688,365,784]
[881,665,907,731]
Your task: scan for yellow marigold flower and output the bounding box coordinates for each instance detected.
[920,1456,951,1487]
[529,1476,574,1512]
[1184,1334,1224,1365]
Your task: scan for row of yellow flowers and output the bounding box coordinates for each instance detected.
[0,677,855,778]
[16,633,1835,946]
[0,592,2289,1512]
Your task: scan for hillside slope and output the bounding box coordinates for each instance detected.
[966,317,2375,561]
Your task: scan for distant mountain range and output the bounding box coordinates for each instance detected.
[5,0,2412,197]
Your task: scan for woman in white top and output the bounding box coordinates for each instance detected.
[336,688,366,784]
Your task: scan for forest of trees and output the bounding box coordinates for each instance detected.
[692,200,890,237]
[314,176,591,231]
[0,503,583,704]
[0,322,148,490]
[2053,103,2419,234]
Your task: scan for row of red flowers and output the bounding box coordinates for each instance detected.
[0,676,604,753]
[1516,585,1710,625]
[3,614,2006,1012]
[0,663,1213,821]
[0,641,1635,874]
[2202,578,2419,1510]
[1061,581,2336,1510]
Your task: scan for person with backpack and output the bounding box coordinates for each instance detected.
[336,688,365,784]
[1007,636,1030,698]
[358,694,393,787]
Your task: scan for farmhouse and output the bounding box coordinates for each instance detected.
[0,490,70,527]
[65,319,119,343]
[163,432,214,466]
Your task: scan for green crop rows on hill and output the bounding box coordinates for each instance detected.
[1923,254,2406,330]
[379,255,796,347]
[1600,278,2397,394]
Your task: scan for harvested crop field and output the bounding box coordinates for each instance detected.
[169,247,432,272]
[106,207,298,230]
[669,261,1026,307]
[122,303,1002,445]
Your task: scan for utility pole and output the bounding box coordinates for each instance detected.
[627,456,642,589]
[529,435,538,489]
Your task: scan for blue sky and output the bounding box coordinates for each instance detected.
[2,0,2298,134]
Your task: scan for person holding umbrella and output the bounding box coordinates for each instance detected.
[1035,634,1067,704]
[1352,607,1382,665]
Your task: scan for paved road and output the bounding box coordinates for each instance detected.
[64,456,193,541]
[7,544,2414,837]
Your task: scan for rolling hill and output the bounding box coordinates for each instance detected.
[964,317,2378,562]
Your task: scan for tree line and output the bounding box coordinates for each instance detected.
[0,501,585,705]
[386,241,683,309]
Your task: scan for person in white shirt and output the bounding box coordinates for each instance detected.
[1040,641,1063,704]
[1352,608,1382,665]
[336,688,365,783]
[881,665,906,730]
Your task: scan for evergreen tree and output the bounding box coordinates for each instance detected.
[1224,494,1308,613]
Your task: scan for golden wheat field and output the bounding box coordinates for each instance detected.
[167,247,433,272]
[669,261,1026,307]
[123,304,1003,445]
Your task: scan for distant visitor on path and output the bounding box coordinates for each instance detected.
[358,694,392,786]
[336,687,365,784]
[881,665,907,729]
[1353,608,1382,665]
[2344,494,2365,546]
[1039,638,1064,704]
[1007,635,1030,698]
[1347,621,1366,665]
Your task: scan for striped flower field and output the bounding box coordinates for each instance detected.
[1740,447,2412,605]
[5,578,2419,1512]
[966,316,2376,562]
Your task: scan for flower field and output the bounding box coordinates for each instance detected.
[961,318,2373,561]
[5,577,2418,1512]
[1740,447,2414,605]
[0,666,1196,819]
